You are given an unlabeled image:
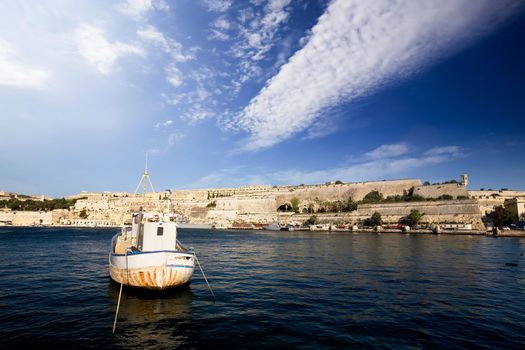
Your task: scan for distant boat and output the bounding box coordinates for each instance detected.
[109,211,195,290]
[262,222,281,231]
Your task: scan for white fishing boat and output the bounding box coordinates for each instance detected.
[109,211,195,290]
[111,155,215,334]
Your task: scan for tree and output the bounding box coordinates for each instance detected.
[344,197,357,212]
[361,191,383,203]
[290,197,300,213]
[423,181,431,186]
[334,180,344,184]
[79,209,88,219]
[365,212,382,226]
[404,209,423,227]
[206,201,216,208]
[488,206,515,227]
[306,215,318,225]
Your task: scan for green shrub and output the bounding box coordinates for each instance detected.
[404,209,423,227]
[361,191,383,204]
[290,197,300,213]
[306,215,318,225]
[364,212,382,226]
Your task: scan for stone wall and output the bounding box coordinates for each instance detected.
[292,200,483,229]
[0,210,53,226]
[413,183,468,199]
[2,177,489,228]
[215,195,276,214]
[469,190,525,215]
[274,179,422,210]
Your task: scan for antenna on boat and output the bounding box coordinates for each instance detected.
[134,151,156,195]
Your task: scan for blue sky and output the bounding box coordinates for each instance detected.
[0,0,524,197]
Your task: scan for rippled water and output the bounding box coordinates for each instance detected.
[1,227,524,349]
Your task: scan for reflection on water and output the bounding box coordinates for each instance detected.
[110,284,193,348]
[0,227,524,349]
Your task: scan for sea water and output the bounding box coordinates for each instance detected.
[0,227,524,349]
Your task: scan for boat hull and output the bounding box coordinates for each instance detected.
[109,251,195,290]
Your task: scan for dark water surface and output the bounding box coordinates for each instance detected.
[0,227,524,349]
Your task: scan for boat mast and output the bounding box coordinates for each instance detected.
[134,151,156,195]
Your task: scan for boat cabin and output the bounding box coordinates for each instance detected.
[114,212,178,254]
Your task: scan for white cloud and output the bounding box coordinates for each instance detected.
[230,0,291,80]
[268,144,464,184]
[208,17,231,41]
[203,0,232,13]
[165,64,182,87]
[183,104,215,122]
[209,30,230,41]
[155,119,174,128]
[365,143,409,160]
[425,146,463,157]
[213,17,231,30]
[197,144,464,187]
[137,25,194,62]
[74,25,144,75]
[231,0,523,150]
[0,38,49,89]
[118,0,153,18]
[118,0,168,18]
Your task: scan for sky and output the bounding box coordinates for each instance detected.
[0,0,524,197]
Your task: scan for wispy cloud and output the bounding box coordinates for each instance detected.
[195,143,465,187]
[208,17,231,41]
[269,146,463,185]
[229,0,292,85]
[424,146,463,157]
[229,0,523,150]
[165,64,183,87]
[203,0,232,13]
[155,119,174,128]
[365,143,409,160]
[74,25,144,75]
[0,38,49,89]
[183,104,215,122]
[118,0,168,19]
[137,25,194,62]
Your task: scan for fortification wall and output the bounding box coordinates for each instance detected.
[357,200,480,216]
[413,184,468,199]
[215,195,276,214]
[0,211,53,226]
[292,200,483,229]
[75,199,110,211]
[469,190,525,215]
[274,179,422,208]
[469,190,525,199]
[206,209,238,228]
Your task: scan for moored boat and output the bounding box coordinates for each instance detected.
[262,221,281,231]
[109,211,195,290]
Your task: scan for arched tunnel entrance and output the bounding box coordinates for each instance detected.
[277,203,292,212]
